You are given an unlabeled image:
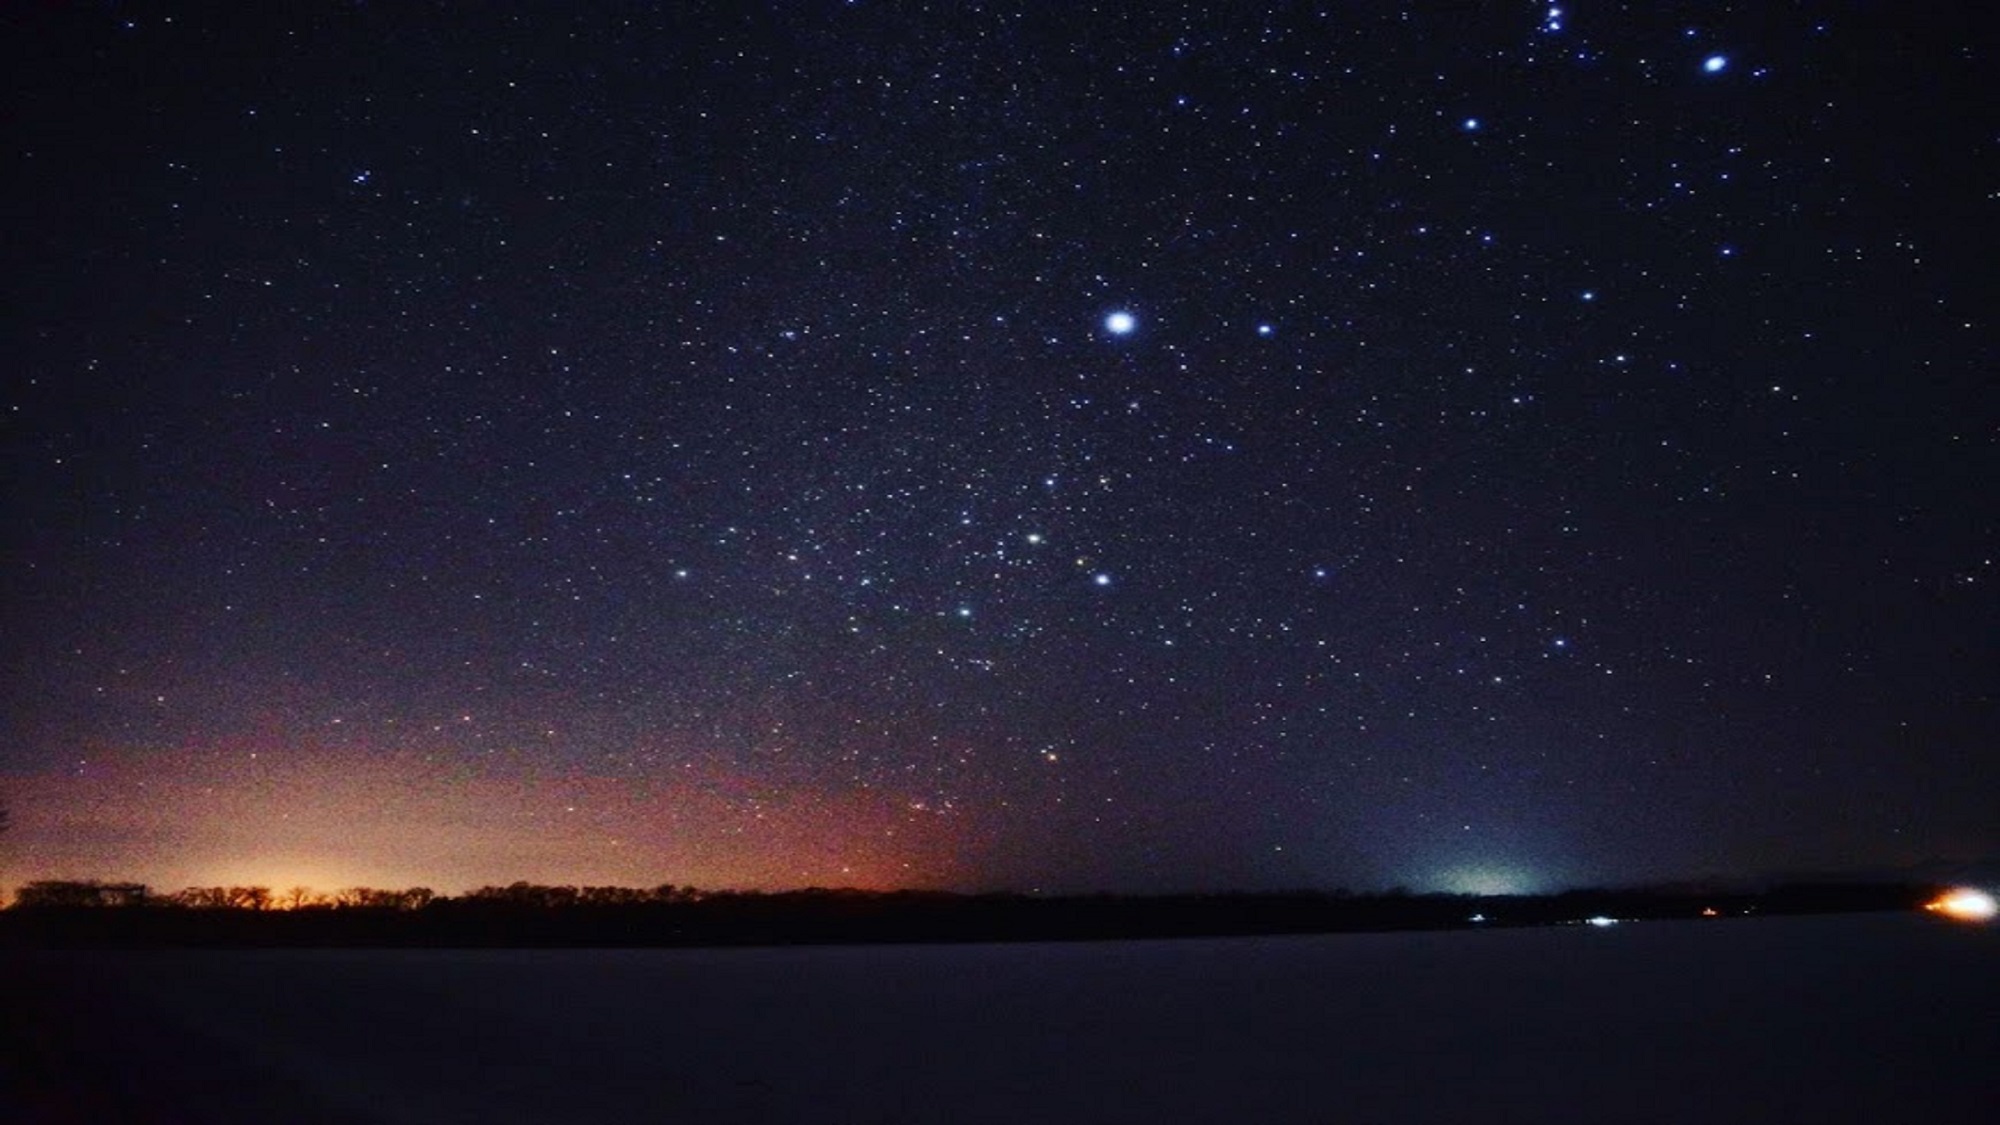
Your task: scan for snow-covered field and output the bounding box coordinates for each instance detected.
[8,912,1995,1123]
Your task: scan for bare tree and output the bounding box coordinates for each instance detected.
[333,886,434,910]
[15,880,150,908]
[226,886,273,911]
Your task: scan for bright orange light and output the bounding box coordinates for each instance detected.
[1924,888,1997,923]
[1699,907,1719,917]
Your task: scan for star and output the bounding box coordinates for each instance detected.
[1703,55,1728,74]
[1104,311,1137,335]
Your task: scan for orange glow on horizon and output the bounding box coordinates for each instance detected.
[1923,888,1997,923]
[0,744,982,896]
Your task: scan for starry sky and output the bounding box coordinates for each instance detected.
[3,3,1993,896]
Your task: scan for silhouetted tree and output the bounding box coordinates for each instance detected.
[160,886,271,910]
[333,886,434,910]
[232,886,273,911]
[15,880,150,908]
[279,885,323,910]
[465,882,581,909]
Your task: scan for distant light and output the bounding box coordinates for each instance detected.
[1092,573,1113,587]
[1104,311,1137,335]
[1469,913,1488,923]
[1462,117,1481,132]
[1436,866,1536,897]
[1700,907,1719,917]
[1585,916,1618,927]
[1925,888,1997,923]
[1703,55,1728,73]
[1256,323,1275,337]
[1580,290,1596,302]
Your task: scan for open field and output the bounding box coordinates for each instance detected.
[6,912,1994,1123]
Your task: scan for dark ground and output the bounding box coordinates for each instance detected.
[6,913,1995,1123]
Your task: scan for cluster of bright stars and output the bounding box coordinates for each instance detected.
[1537,6,1730,76]
[1103,310,1276,339]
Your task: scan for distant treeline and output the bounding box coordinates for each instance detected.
[0,878,1943,949]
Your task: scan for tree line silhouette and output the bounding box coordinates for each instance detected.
[0,876,1941,949]
[9,879,689,911]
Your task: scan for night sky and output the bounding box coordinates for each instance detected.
[4,4,1992,897]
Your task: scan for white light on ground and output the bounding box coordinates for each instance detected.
[1925,888,1997,922]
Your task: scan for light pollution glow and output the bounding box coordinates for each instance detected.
[1431,864,1548,897]
[0,745,982,895]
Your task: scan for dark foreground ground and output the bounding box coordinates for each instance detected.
[5,913,1995,1124]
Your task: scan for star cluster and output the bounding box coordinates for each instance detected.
[2,4,1991,893]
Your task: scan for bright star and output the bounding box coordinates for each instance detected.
[1462,117,1480,131]
[1703,55,1728,73]
[1104,311,1136,335]
[1256,323,1274,337]
[1092,573,1113,587]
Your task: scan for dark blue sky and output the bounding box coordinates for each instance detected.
[3,3,1992,894]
